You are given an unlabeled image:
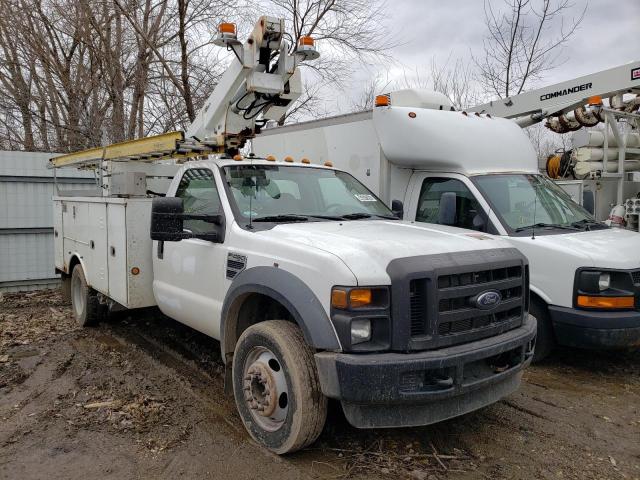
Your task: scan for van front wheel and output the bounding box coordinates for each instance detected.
[232,320,327,454]
[530,299,554,363]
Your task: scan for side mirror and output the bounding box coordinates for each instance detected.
[472,213,486,231]
[391,199,404,219]
[151,197,184,241]
[151,197,224,243]
[438,192,457,226]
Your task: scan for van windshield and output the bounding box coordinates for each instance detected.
[473,174,607,234]
[222,165,396,223]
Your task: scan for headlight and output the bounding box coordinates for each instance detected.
[598,273,611,291]
[350,319,372,344]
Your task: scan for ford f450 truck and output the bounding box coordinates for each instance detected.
[52,156,535,453]
[253,89,640,362]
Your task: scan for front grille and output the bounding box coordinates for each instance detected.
[632,270,640,285]
[408,263,525,349]
[410,279,428,336]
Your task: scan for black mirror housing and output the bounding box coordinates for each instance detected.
[438,192,457,226]
[391,199,404,219]
[151,197,225,243]
[151,197,185,241]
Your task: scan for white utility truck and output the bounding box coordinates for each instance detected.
[49,18,535,454]
[253,82,640,362]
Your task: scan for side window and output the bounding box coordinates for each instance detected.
[416,178,483,230]
[175,168,221,234]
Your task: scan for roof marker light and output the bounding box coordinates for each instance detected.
[324,161,333,167]
[266,155,276,161]
[284,156,294,163]
[233,154,243,161]
[375,95,390,107]
[301,158,310,164]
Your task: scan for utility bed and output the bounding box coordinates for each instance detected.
[53,195,155,309]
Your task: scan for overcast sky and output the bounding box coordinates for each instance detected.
[328,0,639,114]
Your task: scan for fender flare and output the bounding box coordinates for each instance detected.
[67,253,89,284]
[220,266,341,362]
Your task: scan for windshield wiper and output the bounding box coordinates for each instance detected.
[252,214,309,223]
[340,212,372,220]
[251,213,343,223]
[569,219,608,231]
[514,222,581,233]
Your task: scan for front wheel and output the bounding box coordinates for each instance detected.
[232,320,327,454]
[530,299,555,363]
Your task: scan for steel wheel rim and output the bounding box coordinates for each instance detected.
[71,273,85,319]
[242,346,289,432]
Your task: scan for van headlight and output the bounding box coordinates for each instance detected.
[598,273,610,291]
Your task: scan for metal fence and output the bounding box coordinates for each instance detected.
[0,151,94,292]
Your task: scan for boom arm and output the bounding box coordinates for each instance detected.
[470,61,640,130]
[186,16,319,154]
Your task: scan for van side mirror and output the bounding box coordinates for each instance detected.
[472,213,486,231]
[391,199,404,219]
[151,197,224,243]
[438,192,457,226]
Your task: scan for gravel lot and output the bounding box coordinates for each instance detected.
[1,289,638,480]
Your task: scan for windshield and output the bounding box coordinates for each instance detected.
[473,174,603,233]
[222,165,395,223]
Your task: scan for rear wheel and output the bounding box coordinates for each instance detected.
[530,299,554,363]
[232,320,327,454]
[70,265,101,327]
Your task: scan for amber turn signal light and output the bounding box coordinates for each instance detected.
[577,295,634,309]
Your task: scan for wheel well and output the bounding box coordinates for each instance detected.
[68,255,81,276]
[223,292,295,363]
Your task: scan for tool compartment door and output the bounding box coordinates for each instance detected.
[107,203,128,305]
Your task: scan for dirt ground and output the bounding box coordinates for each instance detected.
[1,289,638,480]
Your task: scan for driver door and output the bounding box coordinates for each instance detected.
[407,173,501,234]
[152,167,228,340]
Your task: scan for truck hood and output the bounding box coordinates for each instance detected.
[262,220,515,285]
[510,227,640,270]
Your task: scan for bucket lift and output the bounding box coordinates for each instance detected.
[49,15,319,172]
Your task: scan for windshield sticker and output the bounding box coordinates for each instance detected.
[354,194,376,202]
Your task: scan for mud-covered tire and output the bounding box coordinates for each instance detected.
[60,275,72,303]
[531,299,554,363]
[70,265,101,327]
[232,320,327,454]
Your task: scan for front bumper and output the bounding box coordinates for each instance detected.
[549,305,640,349]
[314,315,536,428]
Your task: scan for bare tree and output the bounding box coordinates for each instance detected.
[475,0,586,98]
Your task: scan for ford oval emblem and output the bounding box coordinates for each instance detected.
[475,290,502,310]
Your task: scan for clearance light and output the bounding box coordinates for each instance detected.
[375,95,390,107]
[284,156,294,163]
[295,36,319,60]
[324,161,333,167]
[587,95,603,105]
[131,267,140,275]
[218,22,236,34]
[299,36,315,46]
[577,295,634,309]
[266,155,276,162]
[233,154,243,161]
[301,158,310,164]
